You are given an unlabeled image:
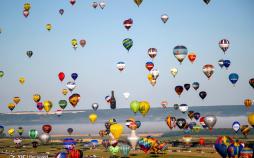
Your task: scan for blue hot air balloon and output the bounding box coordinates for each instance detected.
[232,121,240,133]
[173,45,188,64]
[229,73,239,86]
[63,138,76,151]
[71,73,78,81]
[223,60,231,69]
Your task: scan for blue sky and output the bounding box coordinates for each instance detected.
[0,0,254,113]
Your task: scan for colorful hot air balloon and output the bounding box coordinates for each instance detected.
[69,93,80,107]
[192,82,199,90]
[42,125,52,134]
[26,51,33,58]
[123,38,133,51]
[17,127,24,136]
[176,118,187,129]
[203,64,214,79]
[203,0,211,5]
[99,1,106,9]
[110,124,123,140]
[170,68,178,78]
[80,39,86,47]
[71,39,78,49]
[89,113,98,124]
[204,115,217,130]
[199,91,207,100]
[0,126,4,135]
[66,81,77,92]
[43,100,53,112]
[33,94,41,103]
[59,9,64,15]
[92,2,98,9]
[59,100,67,110]
[223,60,231,69]
[188,52,196,64]
[29,129,38,139]
[19,77,25,85]
[45,24,52,31]
[214,136,234,158]
[145,62,154,71]
[120,144,131,157]
[240,147,253,158]
[58,72,65,82]
[8,103,16,111]
[173,45,188,64]
[161,14,169,23]
[123,18,133,30]
[232,121,240,133]
[130,101,140,114]
[134,0,143,7]
[175,85,184,96]
[219,39,230,53]
[37,102,44,111]
[218,59,224,68]
[247,113,254,128]
[69,0,76,5]
[244,99,252,109]
[188,111,195,120]
[229,73,239,86]
[165,115,176,130]
[109,146,120,156]
[148,48,157,59]
[23,10,29,18]
[249,78,254,89]
[139,101,150,116]
[13,97,21,105]
[92,103,99,111]
[199,117,207,128]
[194,112,201,120]
[63,137,76,151]
[116,62,126,72]
[240,125,251,137]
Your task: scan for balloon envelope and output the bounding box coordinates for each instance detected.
[173,45,188,64]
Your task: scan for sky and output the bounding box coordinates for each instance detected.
[0,0,254,113]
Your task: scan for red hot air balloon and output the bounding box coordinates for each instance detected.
[58,72,65,82]
[145,62,154,71]
[188,52,196,64]
[175,85,184,96]
[123,18,133,31]
[42,125,52,134]
[80,39,86,48]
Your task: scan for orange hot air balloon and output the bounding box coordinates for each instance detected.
[244,99,252,109]
[188,52,196,64]
[13,97,21,105]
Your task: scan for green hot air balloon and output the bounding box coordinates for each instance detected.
[130,101,140,114]
[29,129,38,139]
[59,100,68,110]
[123,38,133,51]
[17,127,24,136]
[0,71,4,78]
[109,145,120,156]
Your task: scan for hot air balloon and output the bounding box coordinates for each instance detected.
[116,62,126,72]
[33,94,41,103]
[109,146,120,156]
[123,92,130,100]
[39,133,51,144]
[62,89,68,96]
[89,113,98,124]
[63,137,76,151]
[229,73,239,86]
[161,101,168,109]
[42,125,52,134]
[110,124,123,140]
[13,97,21,105]
[249,78,254,89]
[194,112,201,120]
[218,59,224,68]
[138,137,152,153]
[8,103,16,111]
[176,118,187,129]
[203,0,211,5]
[188,52,196,64]
[204,115,217,130]
[120,144,131,157]
[58,72,65,82]
[0,125,5,135]
[203,64,214,79]
[80,39,86,48]
[92,2,98,9]
[99,1,106,9]
[19,77,25,85]
[173,45,188,64]
[170,68,178,78]
[29,129,38,139]
[71,73,78,81]
[105,95,111,103]
[240,147,253,158]
[102,139,110,149]
[214,136,234,158]
[161,14,169,23]
[139,101,150,116]
[175,85,184,96]
[247,113,254,128]
[24,3,31,11]
[145,62,154,71]
[14,137,22,147]
[184,84,190,91]
[43,100,53,112]
[69,93,80,107]
[123,18,133,30]
[174,104,179,110]
[66,81,77,92]
[92,103,99,111]
[165,115,176,130]
[223,60,231,69]
[148,48,157,59]
[59,9,64,15]
[37,102,43,111]
[188,111,195,120]
[232,121,240,133]
[199,117,207,128]
[150,69,159,80]
[192,82,199,90]
[71,39,78,49]
[219,39,230,53]
[123,38,133,51]
[134,0,143,7]
[199,91,207,100]
[23,10,29,18]
[70,0,76,5]
[8,128,15,137]
[240,125,251,138]
[26,51,33,58]
[0,71,4,78]
[179,104,188,113]
[130,100,140,114]
[45,24,52,31]
[244,99,252,109]
[67,128,73,135]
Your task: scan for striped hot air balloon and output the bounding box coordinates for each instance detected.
[122,38,133,51]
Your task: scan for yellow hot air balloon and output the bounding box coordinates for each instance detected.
[248,113,254,128]
[33,94,41,103]
[13,97,21,104]
[139,101,150,116]
[62,89,68,96]
[24,3,31,11]
[19,77,25,85]
[110,124,123,140]
[147,74,153,81]
[8,103,16,111]
[71,39,78,49]
[8,128,15,136]
[43,100,53,112]
[46,24,52,31]
[89,113,98,124]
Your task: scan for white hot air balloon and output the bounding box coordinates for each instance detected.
[150,69,159,80]
[170,68,178,78]
[179,104,188,113]
[117,62,126,72]
[161,14,169,23]
[127,130,139,150]
[99,1,106,9]
[66,81,77,92]
[39,133,51,144]
[92,103,99,111]
[123,92,130,99]
[204,115,217,130]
